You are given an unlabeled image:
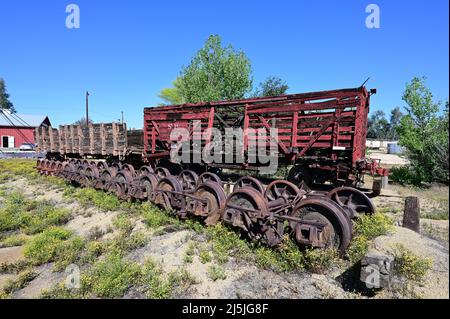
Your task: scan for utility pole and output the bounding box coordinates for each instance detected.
[121,111,124,124]
[85,91,90,126]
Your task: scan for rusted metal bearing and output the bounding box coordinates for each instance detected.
[223,187,270,238]
[197,172,222,187]
[190,181,227,222]
[153,176,183,211]
[264,180,304,202]
[111,168,135,199]
[290,197,352,252]
[178,170,199,191]
[327,186,376,218]
[95,167,116,190]
[234,176,265,194]
[155,167,171,178]
[131,173,159,200]
[138,165,154,176]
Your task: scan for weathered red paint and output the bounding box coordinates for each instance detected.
[0,126,35,148]
[140,86,379,183]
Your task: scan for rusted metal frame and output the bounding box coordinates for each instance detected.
[297,116,337,158]
[243,105,249,158]
[331,107,343,160]
[352,98,367,168]
[214,113,231,128]
[255,115,289,154]
[144,110,211,121]
[246,96,360,113]
[292,112,298,147]
[204,107,215,145]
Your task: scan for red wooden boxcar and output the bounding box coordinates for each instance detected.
[143,86,387,186]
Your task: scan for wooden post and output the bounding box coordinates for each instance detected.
[101,123,106,155]
[372,179,382,197]
[112,122,118,156]
[89,124,94,154]
[403,196,420,233]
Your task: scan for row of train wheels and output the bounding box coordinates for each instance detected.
[36,158,376,253]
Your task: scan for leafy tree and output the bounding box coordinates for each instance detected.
[177,35,253,103]
[255,76,289,97]
[367,110,389,139]
[0,78,15,113]
[386,107,404,140]
[396,77,449,184]
[158,77,185,105]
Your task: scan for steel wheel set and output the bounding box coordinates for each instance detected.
[36,159,376,253]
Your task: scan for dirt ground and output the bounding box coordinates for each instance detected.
[0,167,448,299]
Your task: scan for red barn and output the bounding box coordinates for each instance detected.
[0,110,51,149]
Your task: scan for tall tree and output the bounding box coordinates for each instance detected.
[397,77,448,184]
[367,110,389,139]
[0,78,15,113]
[255,76,289,97]
[177,35,253,103]
[158,77,185,105]
[386,106,404,140]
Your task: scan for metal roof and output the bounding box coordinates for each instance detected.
[0,110,49,128]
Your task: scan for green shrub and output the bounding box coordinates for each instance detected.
[346,235,370,264]
[23,227,72,265]
[254,239,304,272]
[53,237,86,271]
[0,194,70,234]
[354,213,395,239]
[390,165,424,186]
[303,248,339,273]
[85,253,141,298]
[205,224,251,264]
[199,248,212,264]
[0,234,28,247]
[394,244,432,282]
[2,269,37,294]
[207,265,227,281]
[73,188,120,211]
[140,202,177,228]
[141,259,172,299]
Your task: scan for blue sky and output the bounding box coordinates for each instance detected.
[0,0,448,129]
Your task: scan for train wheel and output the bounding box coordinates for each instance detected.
[96,168,116,190]
[291,197,352,252]
[327,187,376,217]
[121,164,136,176]
[36,159,43,172]
[193,181,227,219]
[155,167,170,178]
[198,172,222,187]
[264,180,303,202]
[138,165,154,176]
[234,176,265,194]
[62,162,75,181]
[139,174,159,201]
[155,176,183,210]
[224,187,270,240]
[287,165,312,186]
[97,161,108,171]
[179,170,199,191]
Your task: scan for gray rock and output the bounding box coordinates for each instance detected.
[360,253,394,289]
